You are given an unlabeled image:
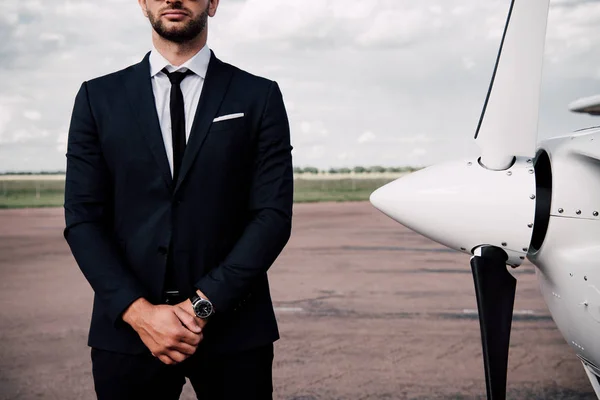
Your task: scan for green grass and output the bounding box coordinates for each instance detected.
[293,178,394,203]
[0,177,397,208]
[0,180,66,209]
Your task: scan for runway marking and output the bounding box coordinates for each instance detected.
[462,309,535,315]
[443,309,553,322]
[274,307,304,313]
[342,245,457,253]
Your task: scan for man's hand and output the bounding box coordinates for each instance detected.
[175,290,211,330]
[122,298,203,365]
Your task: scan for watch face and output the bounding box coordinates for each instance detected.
[194,299,213,318]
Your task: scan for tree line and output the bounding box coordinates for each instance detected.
[1,167,422,176]
[293,166,421,174]
[0,171,67,175]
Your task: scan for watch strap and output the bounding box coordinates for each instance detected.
[189,293,201,305]
[189,292,214,319]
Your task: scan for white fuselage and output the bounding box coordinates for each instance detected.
[529,127,600,378]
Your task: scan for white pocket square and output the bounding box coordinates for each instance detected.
[213,113,244,123]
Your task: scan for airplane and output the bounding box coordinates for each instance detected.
[369,0,600,399]
[570,94,600,116]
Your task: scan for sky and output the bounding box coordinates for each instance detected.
[0,0,599,172]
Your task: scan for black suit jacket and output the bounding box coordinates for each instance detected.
[63,50,294,355]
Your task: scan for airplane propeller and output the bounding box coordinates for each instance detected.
[474,0,548,171]
[471,246,516,400]
[370,1,551,398]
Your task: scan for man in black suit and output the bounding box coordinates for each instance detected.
[63,0,293,398]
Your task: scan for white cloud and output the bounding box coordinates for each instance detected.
[56,129,68,154]
[0,105,12,142]
[39,32,66,46]
[357,131,376,144]
[54,2,107,18]
[307,145,325,160]
[23,110,41,121]
[462,57,476,70]
[300,121,311,134]
[357,7,443,48]
[292,120,330,147]
[385,134,434,145]
[227,0,449,49]
[11,129,38,143]
[1,12,19,25]
[20,0,45,13]
[1,0,600,172]
[9,127,51,143]
[337,152,350,161]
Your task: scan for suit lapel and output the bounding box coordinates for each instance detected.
[123,52,174,191]
[174,51,234,194]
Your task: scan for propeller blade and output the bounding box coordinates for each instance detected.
[475,0,550,170]
[471,246,516,400]
[568,94,600,116]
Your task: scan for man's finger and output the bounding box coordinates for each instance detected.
[168,341,198,356]
[192,332,203,346]
[158,354,176,365]
[177,327,203,347]
[168,314,203,346]
[167,350,188,364]
[157,349,191,365]
[172,306,202,334]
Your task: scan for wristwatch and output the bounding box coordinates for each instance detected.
[190,293,214,319]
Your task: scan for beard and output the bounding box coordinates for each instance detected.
[148,3,209,44]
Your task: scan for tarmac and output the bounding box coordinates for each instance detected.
[0,202,596,399]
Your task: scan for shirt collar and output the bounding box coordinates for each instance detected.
[149,44,211,78]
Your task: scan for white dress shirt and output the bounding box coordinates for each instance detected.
[149,45,211,177]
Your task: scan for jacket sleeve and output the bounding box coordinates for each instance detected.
[63,82,147,326]
[195,81,294,313]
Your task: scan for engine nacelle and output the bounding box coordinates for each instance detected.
[528,127,600,373]
[370,155,536,266]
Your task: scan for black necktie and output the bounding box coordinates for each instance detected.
[162,68,194,183]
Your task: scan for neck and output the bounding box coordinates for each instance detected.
[152,30,207,66]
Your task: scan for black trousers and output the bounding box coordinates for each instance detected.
[91,344,274,400]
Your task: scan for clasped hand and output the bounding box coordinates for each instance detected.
[123,298,207,365]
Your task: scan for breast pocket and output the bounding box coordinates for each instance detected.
[209,115,245,132]
[202,115,250,172]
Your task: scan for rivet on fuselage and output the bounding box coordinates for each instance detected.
[584,276,588,281]
[467,162,472,166]
[528,169,534,174]
[507,171,512,176]
[527,159,533,163]
[558,208,564,213]
[528,223,533,228]
[572,341,584,351]
[522,248,528,252]
[530,194,535,199]
[501,242,507,247]
[594,211,599,217]
[576,210,582,215]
